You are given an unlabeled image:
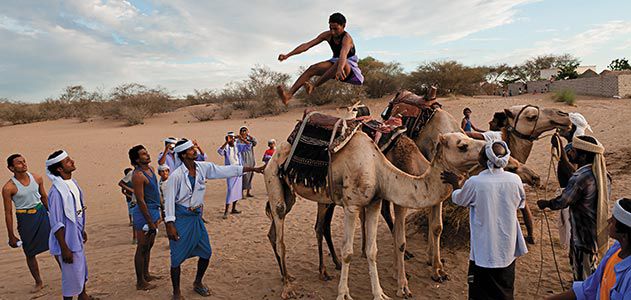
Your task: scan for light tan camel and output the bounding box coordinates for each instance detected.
[264,131,482,300]
[314,133,540,297]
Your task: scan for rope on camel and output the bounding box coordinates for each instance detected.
[535,134,566,297]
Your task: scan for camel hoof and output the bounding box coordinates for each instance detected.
[403,251,414,261]
[281,285,297,300]
[373,292,392,300]
[319,272,334,281]
[287,274,296,282]
[431,272,450,283]
[336,291,354,300]
[396,287,413,299]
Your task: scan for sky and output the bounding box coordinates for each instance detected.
[1,0,630,102]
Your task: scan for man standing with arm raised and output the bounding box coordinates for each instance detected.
[163,139,264,299]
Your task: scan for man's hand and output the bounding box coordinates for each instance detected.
[252,165,266,174]
[166,222,179,241]
[335,67,347,81]
[441,171,461,189]
[278,54,289,62]
[551,134,560,149]
[537,200,550,210]
[8,236,20,248]
[61,247,73,264]
[82,231,88,243]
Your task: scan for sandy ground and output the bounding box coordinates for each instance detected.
[0,94,629,300]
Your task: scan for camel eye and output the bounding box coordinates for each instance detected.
[458,144,468,152]
[526,115,537,121]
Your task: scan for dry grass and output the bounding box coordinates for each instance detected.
[189,107,216,122]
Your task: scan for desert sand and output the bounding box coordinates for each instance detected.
[0,94,629,300]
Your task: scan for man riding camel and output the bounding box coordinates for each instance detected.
[276,12,364,105]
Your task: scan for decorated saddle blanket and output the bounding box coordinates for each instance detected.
[381,90,441,138]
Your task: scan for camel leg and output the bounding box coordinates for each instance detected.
[428,203,448,282]
[364,201,391,300]
[323,204,342,270]
[382,200,414,261]
[337,206,359,300]
[360,208,367,258]
[392,204,412,298]
[315,203,334,281]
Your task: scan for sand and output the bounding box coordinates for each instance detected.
[0,94,629,300]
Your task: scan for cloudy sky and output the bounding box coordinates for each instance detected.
[2,0,630,102]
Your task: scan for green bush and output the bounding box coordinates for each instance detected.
[552,89,576,105]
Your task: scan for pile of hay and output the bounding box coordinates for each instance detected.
[405,201,470,239]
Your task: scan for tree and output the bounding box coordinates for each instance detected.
[512,54,580,81]
[405,60,487,96]
[609,58,631,71]
[555,60,580,80]
[358,56,405,98]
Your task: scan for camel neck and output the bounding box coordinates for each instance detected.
[375,152,451,209]
[506,131,533,164]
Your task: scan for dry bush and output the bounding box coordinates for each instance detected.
[302,79,366,106]
[0,102,45,124]
[406,201,470,238]
[359,56,405,98]
[189,107,216,122]
[219,65,289,117]
[217,105,233,120]
[185,89,220,105]
[103,83,178,125]
[552,89,577,106]
[404,60,488,96]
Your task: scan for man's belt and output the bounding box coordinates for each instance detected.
[15,203,43,214]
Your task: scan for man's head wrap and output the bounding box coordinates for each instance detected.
[158,164,170,171]
[45,150,80,223]
[164,137,178,145]
[613,199,631,228]
[227,131,236,137]
[268,139,276,145]
[568,113,592,138]
[239,126,248,131]
[173,139,194,168]
[484,141,511,170]
[573,135,610,257]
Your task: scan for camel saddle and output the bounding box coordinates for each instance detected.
[361,117,407,152]
[381,89,441,138]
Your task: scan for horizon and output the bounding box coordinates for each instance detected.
[2,0,630,102]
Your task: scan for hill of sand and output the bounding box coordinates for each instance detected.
[0,94,630,299]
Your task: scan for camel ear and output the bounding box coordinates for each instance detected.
[504,108,514,119]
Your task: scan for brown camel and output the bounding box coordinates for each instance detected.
[264,131,483,300]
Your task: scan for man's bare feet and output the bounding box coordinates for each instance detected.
[276,86,290,105]
[136,282,157,291]
[145,274,162,282]
[30,282,45,293]
[304,81,314,95]
[172,293,186,300]
[193,282,212,297]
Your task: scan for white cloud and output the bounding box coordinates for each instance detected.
[0,0,541,101]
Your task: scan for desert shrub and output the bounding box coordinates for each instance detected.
[185,89,221,105]
[103,83,178,125]
[221,65,289,117]
[358,56,405,98]
[0,102,45,124]
[118,106,149,125]
[230,100,250,110]
[189,107,216,122]
[552,89,576,105]
[302,79,366,106]
[217,105,233,120]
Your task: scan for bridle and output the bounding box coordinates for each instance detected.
[505,104,541,144]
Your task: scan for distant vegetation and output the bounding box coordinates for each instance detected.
[1,53,617,126]
[552,89,577,106]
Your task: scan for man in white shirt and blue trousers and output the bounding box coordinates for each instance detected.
[163,138,263,299]
[442,140,528,300]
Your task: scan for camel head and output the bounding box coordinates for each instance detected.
[503,157,542,187]
[504,105,571,138]
[435,132,486,172]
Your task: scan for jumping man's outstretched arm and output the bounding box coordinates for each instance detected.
[278,31,328,61]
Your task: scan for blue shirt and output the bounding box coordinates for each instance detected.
[573,241,631,300]
[451,168,528,268]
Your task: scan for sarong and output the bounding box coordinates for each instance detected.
[467,260,516,300]
[328,55,364,85]
[132,205,161,231]
[225,176,243,204]
[16,204,50,257]
[241,148,255,190]
[56,251,88,297]
[169,204,212,268]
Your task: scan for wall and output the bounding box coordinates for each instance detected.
[618,75,631,98]
[549,75,619,97]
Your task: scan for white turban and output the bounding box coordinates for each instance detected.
[613,199,631,228]
[227,131,236,137]
[569,113,592,137]
[173,139,194,168]
[485,141,511,170]
[45,150,80,224]
[158,164,170,171]
[164,137,178,144]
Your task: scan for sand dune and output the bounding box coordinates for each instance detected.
[0,94,629,299]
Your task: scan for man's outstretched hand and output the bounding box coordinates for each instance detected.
[537,200,550,210]
[278,54,289,62]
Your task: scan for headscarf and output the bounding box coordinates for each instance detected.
[484,140,511,170]
[227,131,236,137]
[268,139,276,145]
[613,199,631,228]
[239,126,248,132]
[158,164,170,172]
[164,137,178,145]
[572,135,609,257]
[569,113,593,137]
[45,151,80,223]
[173,139,194,168]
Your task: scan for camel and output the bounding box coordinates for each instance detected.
[313,133,541,293]
[264,131,483,300]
